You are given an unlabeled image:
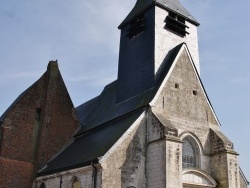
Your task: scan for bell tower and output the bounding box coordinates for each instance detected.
[117,0,200,103]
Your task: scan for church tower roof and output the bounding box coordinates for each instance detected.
[119,0,199,28]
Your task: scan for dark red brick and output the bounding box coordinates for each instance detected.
[0,61,79,187]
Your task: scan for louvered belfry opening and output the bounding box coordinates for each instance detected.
[165,11,189,37]
[127,14,145,39]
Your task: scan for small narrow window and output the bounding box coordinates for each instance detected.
[175,83,179,89]
[127,14,145,39]
[40,182,46,188]
[165,11,189,37]
[193,90,197,96]
[72,177,81,188]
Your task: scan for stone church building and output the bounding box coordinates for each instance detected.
[0,0,248,188]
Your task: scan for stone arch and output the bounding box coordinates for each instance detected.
[182,169,217,187]
[180,132,203,154]
[180,133,202,169]
[71,176,81,188]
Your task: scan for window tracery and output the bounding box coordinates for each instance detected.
[182,136,200,168]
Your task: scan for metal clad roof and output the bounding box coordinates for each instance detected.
[156,0,199,25]
[119,0,199,28]
[119,0,152,28]
[38,108,145,176]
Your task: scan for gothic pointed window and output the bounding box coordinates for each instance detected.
[72,176,81,188]
[182,136,200,168]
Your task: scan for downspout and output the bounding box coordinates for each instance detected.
[92,161,97,188]
[59,175,63,188]
[145,106,149,187]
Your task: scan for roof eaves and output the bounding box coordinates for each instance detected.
[75,106,148,137]
[37,159,99,177]
[37,108,146,176]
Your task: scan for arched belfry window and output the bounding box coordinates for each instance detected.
[182,136,200,168]
[72,176,81,188]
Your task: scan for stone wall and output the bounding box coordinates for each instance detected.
[34,166,98,188]
[147,141,166,188]
[153,48,215,175]
[165,140,182,188]
[100,113,147,188]
[151,46,242,187]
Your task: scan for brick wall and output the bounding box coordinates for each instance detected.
[0,158,34,188]
[0,61,79,188]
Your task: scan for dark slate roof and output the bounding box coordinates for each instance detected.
[37,108,145,176]
[119,0,199,28]
[75,81,154,135]
[75,43,183,136]
[37,43,183,176]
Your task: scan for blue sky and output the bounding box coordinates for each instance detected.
[0,0,249,180]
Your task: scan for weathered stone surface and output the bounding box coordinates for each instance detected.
[155,6,200,74]
[34,166,97,188]
[100,115,147,188]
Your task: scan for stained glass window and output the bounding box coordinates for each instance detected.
[182,136,200,168]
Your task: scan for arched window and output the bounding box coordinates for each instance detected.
[72,176,81,188]
[40,182,46,188]
[182,136,200,168]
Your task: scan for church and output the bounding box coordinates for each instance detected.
[0,0,248,188]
